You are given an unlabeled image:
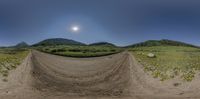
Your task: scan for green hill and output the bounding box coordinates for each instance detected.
[32,38,86,46]
[89,42,116,47]
[127,39,199,48]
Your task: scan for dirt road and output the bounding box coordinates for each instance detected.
[0,50,200,99]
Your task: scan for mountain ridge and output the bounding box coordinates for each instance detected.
[126,39,199,48]
[32,38,86,46]
[7,38,199,48]
[89,42,117,47]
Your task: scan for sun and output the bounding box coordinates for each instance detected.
[71,26,79,32]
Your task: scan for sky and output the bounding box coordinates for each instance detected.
[0,0,200,46]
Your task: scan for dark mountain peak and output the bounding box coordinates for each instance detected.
[89,42,116,47]
[15,42,29,48]
[32,38,85,46]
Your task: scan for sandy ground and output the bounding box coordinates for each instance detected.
[0,50,200,99]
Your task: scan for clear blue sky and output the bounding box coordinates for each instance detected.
[0,0,200,46]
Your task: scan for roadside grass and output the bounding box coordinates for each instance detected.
[130,46,200,81]
[0,48,29,80]
[35,45,123,57]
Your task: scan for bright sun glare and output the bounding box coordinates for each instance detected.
[71,26,79,32]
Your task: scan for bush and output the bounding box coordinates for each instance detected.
[182,70,195,81]
[68,49,81,52]
[56,48,66,52]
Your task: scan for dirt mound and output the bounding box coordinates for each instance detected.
[0,50,200,99]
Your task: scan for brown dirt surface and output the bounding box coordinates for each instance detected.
[0,50,200,99]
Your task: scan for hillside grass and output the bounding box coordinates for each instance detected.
[130,46,200,81]
[35,45,123,57]
[0,48,29,80]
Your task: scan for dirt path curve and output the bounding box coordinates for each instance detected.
[0,50,199,99]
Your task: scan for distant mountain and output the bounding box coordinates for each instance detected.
[89,42,116,47]
[32,38,85,46]
[127,39,199,48]
[15,42,29,48]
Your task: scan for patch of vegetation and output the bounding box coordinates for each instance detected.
[35,45,123,57]
[0,48,29,78]
[131,46,200,81]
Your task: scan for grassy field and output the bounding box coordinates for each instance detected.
[0,48,29,81]
[130,46,200,81]
[2,44,199,82]
[35,45,123,57]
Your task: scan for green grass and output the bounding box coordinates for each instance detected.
[0,48,29,78]
[35,45,123,57]
[130,46,200,81]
